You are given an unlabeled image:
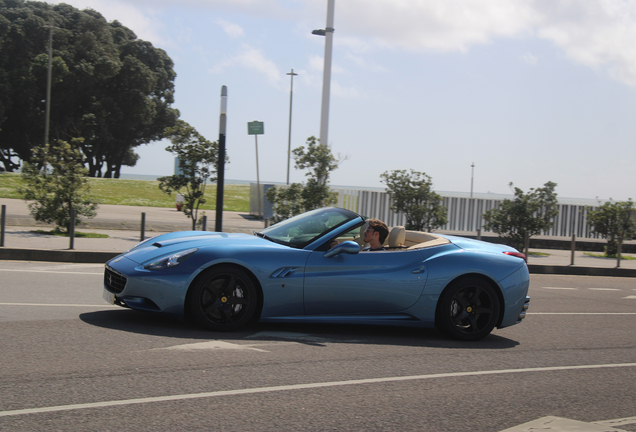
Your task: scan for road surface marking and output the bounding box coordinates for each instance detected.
[542,287,578,290]
[502,415,634,432]
[594,416,636,427]
[1,362,635,418]
[246,331,328,343]
[0,269,102,275]
[529,312,636,315]
[160,341,269,352]
[0,303,116,308]
[589,288,620,291]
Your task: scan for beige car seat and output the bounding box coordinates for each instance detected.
[387,226,406,248]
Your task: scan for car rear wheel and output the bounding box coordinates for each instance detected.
[188,266,257,331]
[435,277,500,341]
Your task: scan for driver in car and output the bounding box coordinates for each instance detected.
[362,219,388,251]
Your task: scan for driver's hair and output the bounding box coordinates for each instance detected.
[367,219,389,244]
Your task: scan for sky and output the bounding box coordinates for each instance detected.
[48,0,636,201]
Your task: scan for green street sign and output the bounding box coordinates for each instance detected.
[247,121,264,135]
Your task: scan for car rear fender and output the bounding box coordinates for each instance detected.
[436,273,505,327]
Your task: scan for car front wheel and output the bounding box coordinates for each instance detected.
[188,266,258,331]
[435,277,500,341]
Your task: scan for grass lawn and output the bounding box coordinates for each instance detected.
[0,173,250,212]
[583,252,636,260]
[32,229,109,238]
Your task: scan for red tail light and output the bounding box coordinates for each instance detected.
[504,251,526,260]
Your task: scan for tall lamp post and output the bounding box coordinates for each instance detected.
[215,85,227,232]
[43,19,60,146]
[470,162,475,198]
[312,0,335,147]
[286,69,298,185]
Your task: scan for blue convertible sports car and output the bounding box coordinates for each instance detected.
[103,207,530,341]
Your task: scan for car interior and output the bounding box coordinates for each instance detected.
[331,222,450,252]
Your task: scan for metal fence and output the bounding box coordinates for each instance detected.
[253,184,601,239]
[335,188,600,239]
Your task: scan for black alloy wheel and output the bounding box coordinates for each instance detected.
[435,277,500,341]
[188,266,258,331]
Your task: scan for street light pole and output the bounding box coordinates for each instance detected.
[44,19,59,146]
[215,85,227,232]
[313,0,335,147]
[470,162,475,198]
[286,69,298,185]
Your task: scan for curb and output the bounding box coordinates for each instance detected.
[2,248,635,277]
[527,264,636,278]
[0,248,119,264]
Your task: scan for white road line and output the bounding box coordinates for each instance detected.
[542,287,578,290]
[0,303,116,308]
[529,312,636,315]
[0,269,102,275]
[1,363,635,418]
[160,341,269,352]
[588,288,620,291]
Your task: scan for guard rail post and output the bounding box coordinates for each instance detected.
[69,209,75,250]
[1,205,6,247]
[141,212,146,241]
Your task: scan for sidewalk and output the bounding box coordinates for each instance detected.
[2,198,636,276]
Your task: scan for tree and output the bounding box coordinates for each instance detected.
[380,169,447,232]
[18,140,98,232]
[158,120,223,230]
[483,181,558,252]
[0,0,178,175]
[587,199,635,263]
[266,136,341,223]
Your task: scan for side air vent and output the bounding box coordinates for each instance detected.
[270,267,300,278]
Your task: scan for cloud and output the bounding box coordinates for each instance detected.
[217,20,245,38]
[50,0,636,88]
[521,52,538,66]
[535,0,636,86]
[336,0,540,52]
[210,44,282,86]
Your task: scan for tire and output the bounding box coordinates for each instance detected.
[435,277,500,341]
[188,266,258,331]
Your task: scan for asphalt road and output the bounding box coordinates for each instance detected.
[0,264,635,431]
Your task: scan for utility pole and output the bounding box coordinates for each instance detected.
[215,86,227,232]
[43,19,60,146]
[470,162,475,198]
[286,69,298,185]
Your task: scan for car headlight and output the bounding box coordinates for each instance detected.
[143,248,198,270]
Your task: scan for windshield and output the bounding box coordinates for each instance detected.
[257,207,360,248]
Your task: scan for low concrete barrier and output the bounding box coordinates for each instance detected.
[527,264,636,277]
[0,248,118,264]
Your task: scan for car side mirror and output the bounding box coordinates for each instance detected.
[324,241,360,258]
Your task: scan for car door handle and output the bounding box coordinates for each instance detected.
[411,266,426,274]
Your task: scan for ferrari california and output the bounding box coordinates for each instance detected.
[103,207,530,341]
